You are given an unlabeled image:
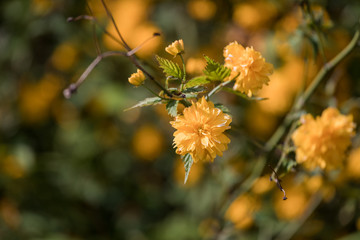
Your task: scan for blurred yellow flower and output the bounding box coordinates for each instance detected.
[31,0,54,15]
[132,125,164,161]
[346,148,360,179]
[257,57,317,116]
[1,155,25,179]
[187,0,217,21]
[233,0,277,30]
[292,108,355,170]
[274,182,309,220]
[224,41,273,97]
[20,73,62,123]
[252,174,274,195]
[50,42,78,72]
[171,97,231,163]
[128,69,145,86]
[165,39,184,56]
[225,194,259,229]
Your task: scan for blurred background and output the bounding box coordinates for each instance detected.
[1,0,360,239]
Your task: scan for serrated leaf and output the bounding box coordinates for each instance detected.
[166,99,178,117]
[182,153,194,184]
[124,97,163,111]
[203,55,231,81]
[185,76,211,88]
[156,55,183,80]
[214,103,231,115]
[222,87,268,101]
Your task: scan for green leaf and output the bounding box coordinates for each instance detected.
[214,103,231,115]
[156,55,183,80]
[203,55,231,81]
[182,153,194,184]
[124,97,163,111]
[222,87,268,101]
[166,99,178,117]
[185,76,211,88]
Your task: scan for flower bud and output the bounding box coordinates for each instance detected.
[128,69,145,86]
[165,39,184,56]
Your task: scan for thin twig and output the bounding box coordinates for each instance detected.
[67,14,125,49]
[179,54,187,91]
[100,0,131,50]
[86,4,102,55]
[207,73,239,99]
[269,165,287,200]
[66,8,173,97]
[126,33,161,57]
[63,51,126,99]
[270,121,298,180]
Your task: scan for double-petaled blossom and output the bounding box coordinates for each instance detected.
[170,97,231,162]
[165,39,184,56]
[291,108,355,170]
[224,41,273,97]
[128,69,145,86]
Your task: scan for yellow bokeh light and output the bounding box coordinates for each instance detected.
[19,73,62,123]
[132,124,164,161]
[346,147,360,180]
[51,42,78,72]
[233,0,277,30]
[1,155,25,179]
[257,57,317,116]
[252,174,274,195]
[187,0,217,21]
[225,194,259,230]
[186,57,206,75]
[31,0,54,15]
[274,186,309,220]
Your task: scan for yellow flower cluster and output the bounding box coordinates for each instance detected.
[165,39,184,56]
[171,97,231,162]
[291,108,355,170]
[224,41,273,97]
[128,69,145,86]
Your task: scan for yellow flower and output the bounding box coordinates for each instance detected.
[224,41,273,97]
[128,69,145,86]
[165,39,184,56]
[291,108,355,170]
[170,97,231,162]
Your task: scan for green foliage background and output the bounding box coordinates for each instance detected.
[1,0,360,239]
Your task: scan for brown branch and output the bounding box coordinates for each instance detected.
[63,51,126,99]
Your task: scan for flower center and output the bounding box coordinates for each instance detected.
[197,126,210,136]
